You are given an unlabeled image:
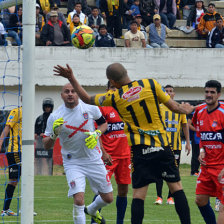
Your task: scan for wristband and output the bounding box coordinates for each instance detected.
[200,148,205,153]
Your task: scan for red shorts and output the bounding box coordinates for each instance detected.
[196,166,224,204]
[106,157,131,185]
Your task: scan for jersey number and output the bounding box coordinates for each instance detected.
[126,99,152,126]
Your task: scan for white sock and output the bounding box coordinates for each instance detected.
[87,195,108,216]
[73,204,86,224]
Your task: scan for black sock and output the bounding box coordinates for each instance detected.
[172,190,191,224]
[131,198,144,224]
[3,184,15,211]
[156,179,163,198]
[198,202,216,224]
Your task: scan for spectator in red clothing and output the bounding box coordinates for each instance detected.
[91,81,131,224]
[193,80,224,224]
[40,11,71,46]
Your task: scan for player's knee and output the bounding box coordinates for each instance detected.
[102,193,113,204]
[195,197,207,207]
[9,180,18,187]
[73,194,85,206]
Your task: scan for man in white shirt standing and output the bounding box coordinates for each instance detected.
[43,83,113,224]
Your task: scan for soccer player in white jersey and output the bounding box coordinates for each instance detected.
[43,83,113,224]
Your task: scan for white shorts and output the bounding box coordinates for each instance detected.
[65,163,113,198]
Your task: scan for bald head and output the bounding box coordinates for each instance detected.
[106,63,128,83]
[61,83,79,108]
[62,83,73,93]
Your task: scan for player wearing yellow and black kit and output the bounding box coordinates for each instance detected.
[53,62,194,224]
[0,107,22,216]
[154,85,191,206]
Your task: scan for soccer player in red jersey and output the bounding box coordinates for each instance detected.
[192,80,224,224]
[92,81,131,224]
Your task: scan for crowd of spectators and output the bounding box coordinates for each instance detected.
[0,0,224,48]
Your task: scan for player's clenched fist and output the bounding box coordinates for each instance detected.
[84,130,102,149]
[50,118,64,140]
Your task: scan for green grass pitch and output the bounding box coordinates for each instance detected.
[0,165,218,223]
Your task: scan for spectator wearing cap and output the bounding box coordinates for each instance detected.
[95,24,116,47]
[46,4,67,26]
[180,0,196,20]
[146,14,170,48]
[130,0,141,18]
[67,2,87,25]
[87,7,104,36]
[208,17,224,48]
[40,11,71,46]
[36,0,54,20]
[36,3,45,45]
[155,0,176,29]
[198,3,223,38]
[69,14,82,34]
[186,0,207,30]
[124,20,146,48]
[100,0,123,38]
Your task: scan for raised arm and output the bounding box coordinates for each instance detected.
[53,64,96,105]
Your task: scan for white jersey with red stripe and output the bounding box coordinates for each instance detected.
[45,100,103,166]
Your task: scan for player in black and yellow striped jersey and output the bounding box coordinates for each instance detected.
[154,85,191,206]
[0,107,22,216]
[54,62,194,224]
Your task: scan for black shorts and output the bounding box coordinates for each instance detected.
[131,145,180,189]
[6,152,21,180]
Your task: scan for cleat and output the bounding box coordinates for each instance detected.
[84,207,105,224]
[1,210,8,216]
[3,209,17,216]
[215,198,220,212]
[154,197,163,205]
[166,197,175,205]
[191,172,199,177]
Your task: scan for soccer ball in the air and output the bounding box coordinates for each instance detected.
[71,25,95,49]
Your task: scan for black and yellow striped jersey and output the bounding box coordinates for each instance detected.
[6,107,22,152]
[160,104,187,151]
[95,79,170,147]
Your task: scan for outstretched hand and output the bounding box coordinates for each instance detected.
[53,64,74,80]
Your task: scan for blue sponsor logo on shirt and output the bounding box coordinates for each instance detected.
[9,115,14,119]
[166,127,177,132]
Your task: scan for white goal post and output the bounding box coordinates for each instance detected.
[1,0,36,223]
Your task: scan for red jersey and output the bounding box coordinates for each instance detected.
[192,102,224,167]
[99,106,130,159]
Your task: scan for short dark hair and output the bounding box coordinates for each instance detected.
[216,16,223,22]
[73,13,79,18]
[92,6,99,10]
[75,2,82,6]
[130,20,138,25]
[99,24,107,31]
[208,3,215,7]
[205,80,221,93]
[164,84,174,89]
